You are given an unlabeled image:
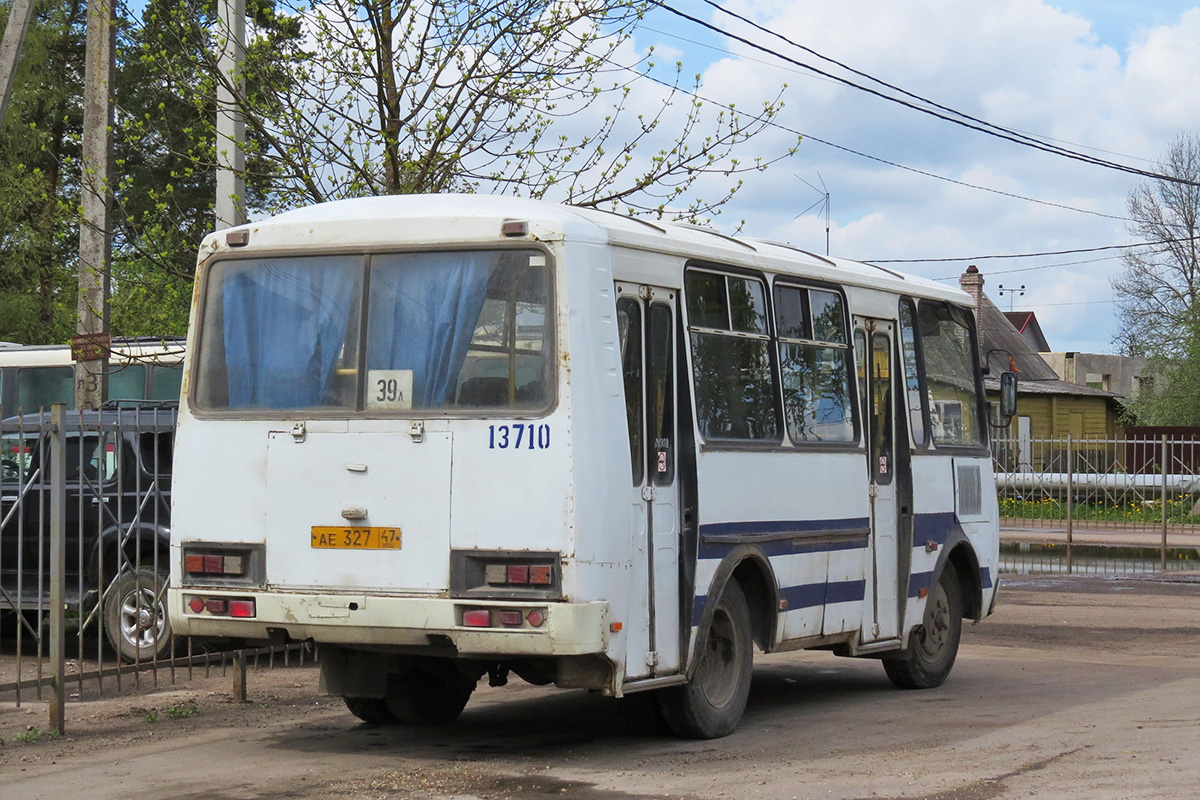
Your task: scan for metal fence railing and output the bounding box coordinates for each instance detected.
[0,403,314,731]
[993,434,1200,573]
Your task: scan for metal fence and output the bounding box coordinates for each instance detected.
[993,433,1200,573]
[0,404,313,730]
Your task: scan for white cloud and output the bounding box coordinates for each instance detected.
[632,0,1200,353]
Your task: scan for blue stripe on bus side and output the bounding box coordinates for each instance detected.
[911,511,959,545]
[697,517,870,560]
[691,579,867,627]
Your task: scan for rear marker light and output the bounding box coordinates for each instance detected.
[463,609,492,627]
[526,610,546,628]
[484,562,554,587]
[497,610,523,627]
[188,596,204,614]
[185,553,248,577]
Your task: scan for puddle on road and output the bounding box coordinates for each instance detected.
[1000,542,1200,575]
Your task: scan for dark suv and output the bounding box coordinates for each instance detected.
[0,406,176,661]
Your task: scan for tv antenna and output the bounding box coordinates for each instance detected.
[997,283,1026,312]
[796,173,830,255]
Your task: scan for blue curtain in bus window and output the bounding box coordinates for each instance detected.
[222,258,360,408]
[366,252,492,407]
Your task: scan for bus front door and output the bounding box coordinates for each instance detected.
[855,318,902,643]
[617,283,681,679]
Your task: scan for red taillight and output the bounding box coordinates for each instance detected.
[463,609,491,627]
[187,596,204,613]
[506,565,529,584]
[206,598,228,614]
[229,599,255,618]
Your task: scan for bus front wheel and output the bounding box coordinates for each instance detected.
[883,566,962,689]
[658,582,753,739]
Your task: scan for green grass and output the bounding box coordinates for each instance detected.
[165,702,199,719]
[11,728,60,743]
[1000,495,1200,525]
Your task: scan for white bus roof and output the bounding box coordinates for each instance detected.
[208,194,968,305]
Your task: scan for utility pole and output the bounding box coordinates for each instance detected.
[215,0,246,229]
[0,0,37,124]
[75,0,116,410]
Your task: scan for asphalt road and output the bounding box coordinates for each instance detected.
[3,573,1200,800]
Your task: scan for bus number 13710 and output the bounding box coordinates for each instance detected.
[489,424,551,450]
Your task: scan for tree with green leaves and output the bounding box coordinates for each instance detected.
[1111,132,1200,424]
[110,0,304,336]
[0,0,85,344]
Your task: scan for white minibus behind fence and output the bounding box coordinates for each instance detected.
[168,195,1004,738]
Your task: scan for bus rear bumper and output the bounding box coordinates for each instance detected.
[168,589,610,657]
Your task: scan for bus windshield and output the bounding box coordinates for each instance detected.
[194,249,552,413]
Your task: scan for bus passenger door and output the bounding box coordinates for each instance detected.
[617,283,681,679]
[855,318,902,642]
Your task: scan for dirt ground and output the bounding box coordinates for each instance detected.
[3,573,1200,800]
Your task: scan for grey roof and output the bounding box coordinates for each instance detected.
[976,293,1119,399]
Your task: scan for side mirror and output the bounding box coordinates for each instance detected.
[999,371,1018,419]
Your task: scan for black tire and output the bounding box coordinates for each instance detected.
[104,567,174,663]
[344,696,398,725]
[658,582,753,739]
[385,667,476,725]
[884,566,962,690]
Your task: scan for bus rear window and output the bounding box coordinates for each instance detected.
[194,249,552,413]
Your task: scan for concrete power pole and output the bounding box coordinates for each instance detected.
[215,0,246,230]
[74,0,117,410]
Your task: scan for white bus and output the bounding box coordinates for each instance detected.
[0,337,185,412]
[168,195,1009,738]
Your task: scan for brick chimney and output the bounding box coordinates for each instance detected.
[959,264,984,309]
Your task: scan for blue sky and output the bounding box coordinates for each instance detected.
[618,0,1200,354]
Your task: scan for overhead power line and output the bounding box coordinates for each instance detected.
[623,64,1129,223]
[865,235,1200,264]
[650,0,1200,188]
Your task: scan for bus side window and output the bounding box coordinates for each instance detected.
[685,269,778,442]
[617,297,644,484]
[898,298,928,446]
[774,284,854,443]
[917,301,983,446]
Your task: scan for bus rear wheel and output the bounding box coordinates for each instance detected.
[385,665,476,725]
[884,566,962,689]
[344,696,397,725]
[658,582,753,739]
